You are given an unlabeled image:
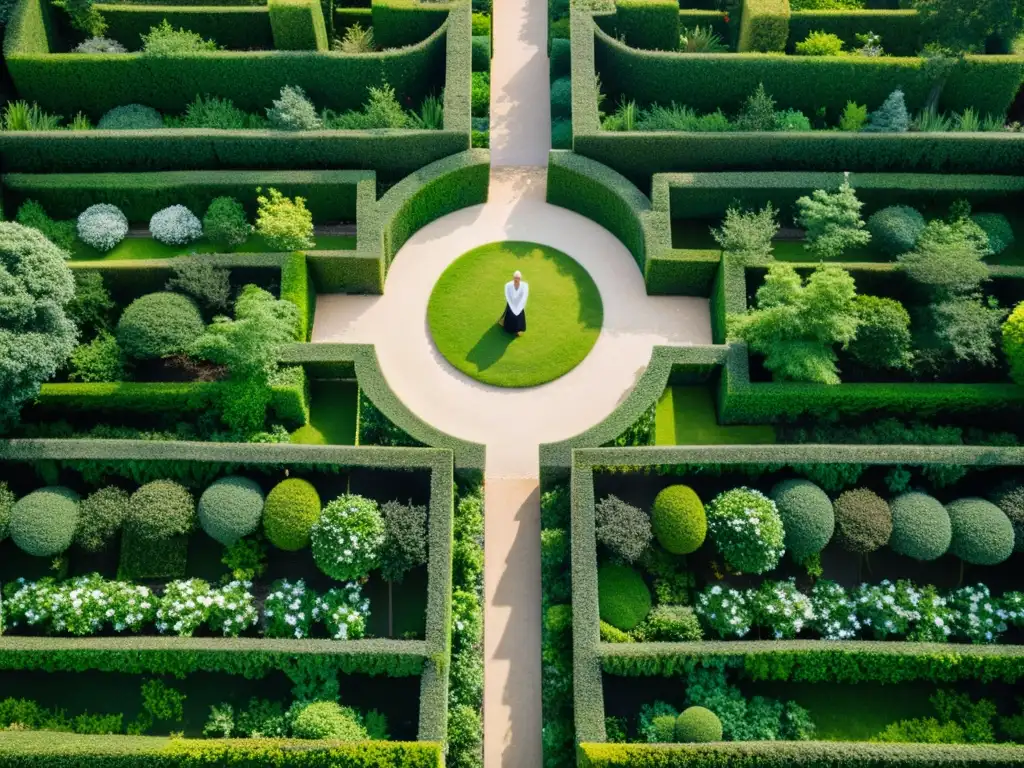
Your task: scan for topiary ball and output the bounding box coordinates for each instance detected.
[867,205,926,256]
[116,292,205,360]
[76,485,131,553]
[946,497,1015,566]
[651,485,707,555]
[97,104,164,130]
[10,486,80,556]
[651,715,677,743]
[770,479,834,563]
[291,701,369,741]
[832,488,892,555]
[311,494,385,581]
[198,476,265,546]
[675,706,722,743]
[990,481,1024,552]
[597,563,651,631]
[149,205,203,246]
[889,492,951,561]
[551,77,572,119]
[0,482,15,541]
[706,487,785,574]
[77,203,128,252]
[972,213,1014,256]
[127,480,196,541]
[263,478,321,551]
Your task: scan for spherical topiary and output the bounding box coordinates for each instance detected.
[889,492,952,562]
[867,205,925,256]
[76,485,131,553]
[198,476,265,546]
[263,478,321,551]
[595,494,652,563]
[74,36,127,53]
[551,118,572,149]
[675,707,722,743]
[291,701,369,741]
[0,482,15,541]
[946,497,1015,565]
[10,486,80,556]
[311,494,385,580]
[597,563,651,631]
[651,485,706,555]
[706,487,785,574]
[972,213,1014,255]
[77,204,128,252]
[116,292,205,360]
[651,715,677,743]
[97,104,164,130]
[770,479,834,563]
[832,488,892,555]
[149,205,203,246]
[551,77,572,119]
[990,481,1024,552]
[126,480,196,542]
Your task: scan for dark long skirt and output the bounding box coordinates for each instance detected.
[502,304,526,334]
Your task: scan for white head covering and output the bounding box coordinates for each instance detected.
[513,270,522,279]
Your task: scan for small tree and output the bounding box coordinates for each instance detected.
[898,220,990,302]
[266,85,322,131]
[1004,301,1024,384]
[849,294,914,371]
[379,500,428,634]
[795,179,871,259]
[203,197,252,250]
[711,203,779,263]
[735,83,777,131]
[255,187,315,252]
[863,89,909,133]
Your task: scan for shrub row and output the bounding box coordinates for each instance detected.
[788,9,922,56]
[95,4,274,51]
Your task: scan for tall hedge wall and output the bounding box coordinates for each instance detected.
[737,0,789,52]
[94,4,274,51]
[372,0,449,49]
[268,0,330,50]
[788,9,922,56]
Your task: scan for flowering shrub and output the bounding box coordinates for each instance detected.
[706,488,785,574]
[809,580,860,640]
[316,582,371,640]
[694,584,752,638]
[264,579,316,639]
[853,580,922,639]
[752,579,814,639]
[207,580,259,637]
[4,575,155,635]
[149,205,203,245]
[156,579,213,636]
[948,584,1008,643]
[3,578,57,630]
[74,36,127,53]
[77,204,128,252]
[311,494,385,581]
[906,585,955,643]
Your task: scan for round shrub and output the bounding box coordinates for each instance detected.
[849,294,913,371]
[126,480,196,542]
[675,707,722,743]
[203,197,251,250]
[770,479,834,563]
[706,487,785,574]
[597,563,651,631]
[832,488,892,555]
[972,213,1014,255]
[867,205,925,256]
[116,292,205,360]
[889,492,951,561]
[0,482,15,541]
[263,478,321,551]
[76,485,130,553]
[198,476,265,546]
[97,104,164,130]
[651,715,677,743]
[149,205,203,246]
[946,497,1015,565]
[595,494,652,562]
[311,494,385,580]
[651,485,706,555]
[74,36,127,53]
[10,486,80,556]
[291,701,368,741]
[551,77,572,119]
[990,481,1024,552]
[77,204,128,252]
[1004,301,1024,386]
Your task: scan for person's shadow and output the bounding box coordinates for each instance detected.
[466,324,516,372]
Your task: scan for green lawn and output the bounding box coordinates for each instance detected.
[289,380,357,445]
[654,385,776,445]
[427,241,603,387]
[70,233,356,261]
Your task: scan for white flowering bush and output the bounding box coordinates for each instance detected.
[207,580,259,637]
[150,205,203,245]
[853,580,921,640]
[77,204,128,252]
[1002,591,1024,627]
[156,579,214,636]
[809,580,860,640]
[906,585,954,643]
[695,583,752,639]
[949,584,1009,644]
[3,577,57,631]
[316,582,370,640]
[5,575,156,636]
[311,494,385,581]
[706,487,785,574]
[264,579,316,639]
[752,579,814,639]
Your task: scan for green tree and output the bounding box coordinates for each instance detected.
[795,179,871,259]
[911,0,1024,51]
[730,264,860,384]
[898,220,990,302]
[863,89,909,133]
[849,294,914,371]
[711,203,779,263]
[255,187,315,251]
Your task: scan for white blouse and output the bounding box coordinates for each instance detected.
[504,280,529,316]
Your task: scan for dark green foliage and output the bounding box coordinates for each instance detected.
[0,482,14,541]
[66,273,115,341]
[737,0,789,51]
[471,35,490,71]
[849,295,914,372]
[972,213,1014,255]
[615,0,679,50]
[889,492,952,561]
[9,486,80,556]
[120,479,196,579]
[911,0,1024,52]
[597,563,651,631]
[203,197,252,250]
[633,605,703,642]
[197,476,265,545]
[269,0,329,51]
[595,494,652,563]
[550,38,570,78]
[370,0,449,48]
[471,72,490,118]
[116,292,206,361]
[15,200,77,252]
[165,259,232,312]
[551,118,573,149]
[650,485,706,555]
[832,488,892,554]
[551,77,572,119]
[263,477,321,551]
[98,105,164,130]
[675,706,722,743]
[946,497,1015,565]
[868,205,926,256]
[76,485,130,553]
[989,481,1024,552]
[380,499,428,582]
[770,479,833,563]
[918,296,1005,373]
[291,701,369,740]
[735,83,778,132]
[178,96,261,130]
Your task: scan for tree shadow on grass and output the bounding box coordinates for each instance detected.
[466,323,516,372]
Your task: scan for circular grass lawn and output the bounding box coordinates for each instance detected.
[427,241,603,387]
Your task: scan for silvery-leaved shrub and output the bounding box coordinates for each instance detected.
[77,203,128,252]
[97,104,164,130]
[74,37,127,53]
[149,205,203,245]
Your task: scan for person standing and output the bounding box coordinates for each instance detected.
[500,270,528,336]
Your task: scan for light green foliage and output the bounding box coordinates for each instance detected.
[889,492,952,561]
[639,701,679,743]
[311,494,385,580]
[597,563,652,631]
[711,203,778,263]
[410,94,444,130]
[0,223,77,428]
[116,292,206,361]
[69,331,126,383]
[255,187,315,251]
[0,482,14,541]
[795,179,871,259]
[864,89,910,133]
[379,499,428,583]
[198,476,265,546]
[472,72,491,118]
[97,105,163,130]
[679,25,727,53]
[266,86,322,131]
[323,85,412,129]
[1005,302,1024,384]
[334,23,375,53]
[675,706,723,743]
[876,689,998,744]
[730,264,860,385]
[201,197,252,251]
[141,20,219,55]
[632,605,703,641]
[52,0,106,36]
[972,213,1014,255]
[946,497,1015,565]
[924,296,1005,371]
[471,12,490,35]
[221,536,267,581]
[685,667,814,741]
[595,494,652,563]
[849,295,914,371]
[10,486,80,556]
[650,485,706,555]
[15,201,77,252]
[706,487,785,574]
[795,31,844,56]
[839,101,868,131]
[166,259,232,312]
[899,219,990,300]
[868,205,926,256]
[2,102,62,131]
[833,487,892,554]
[262,477,321,551]
[770,479,834,563]
[600,621,633,643]
[735,83,777,131]
[130,679,186,734]
[651,715,676,742]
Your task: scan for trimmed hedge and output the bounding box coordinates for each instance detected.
[788,9,922,56]
[280,252,316,342]
[269,0,330,50]
[738,0,789,52]
[614,0,679,52]
[97,5,274,51]
[371,0,449,49]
